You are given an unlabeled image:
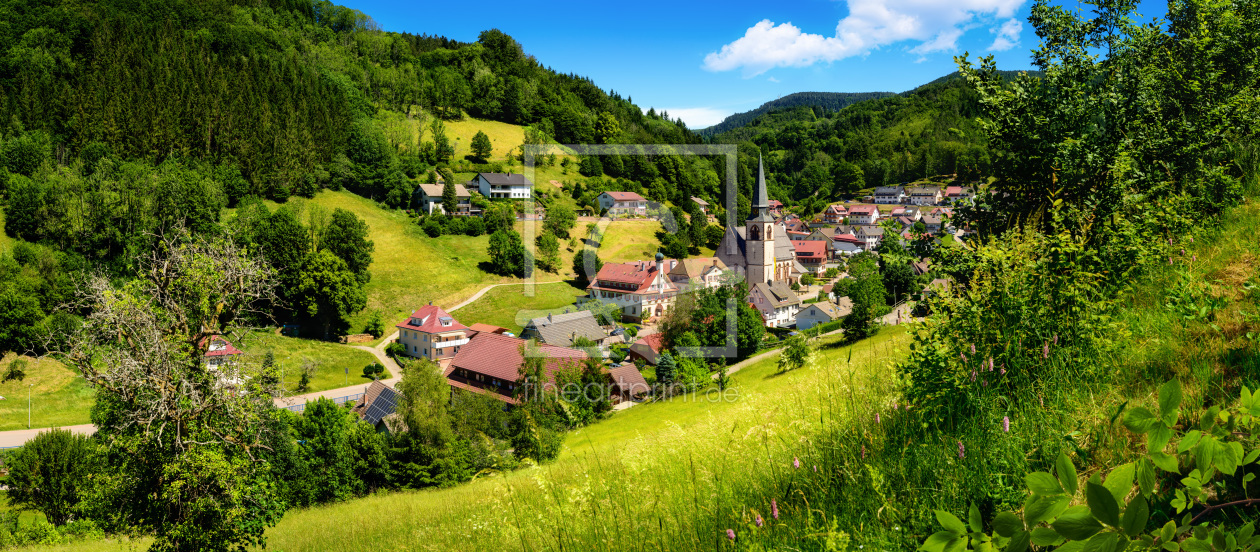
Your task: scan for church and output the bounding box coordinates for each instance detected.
[716,155,805,286]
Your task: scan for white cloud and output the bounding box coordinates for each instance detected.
[988,18,1022,51]
[767,76,780,83]
[703,0,1025,76]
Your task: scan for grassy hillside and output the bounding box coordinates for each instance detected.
[0,354,93,432]
[447,281,587,334]
[235,332,385,395]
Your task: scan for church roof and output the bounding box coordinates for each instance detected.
[749,154,776,223]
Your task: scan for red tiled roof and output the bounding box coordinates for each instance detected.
[450,332,587,383]
[791,240,827,259]
[825,204,848,214]
[834,233,862,245]
[768,200,783,207]
[201,336,244,357]
[604,191,646,202]
[633,333,665,354]
[587,261,673,294]
[945,186,963,196]
[396,304,468,334]
[447,378,520,405]
[848,206,877,215]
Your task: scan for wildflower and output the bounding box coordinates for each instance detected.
[1169,238,1174,246]
[861,444,866,458]
[772,499,780,520]
[999,368,1006,376]
[961,352,967,362]
[1003,416,1010,432]
[793,457,800,469]
[970,343,976,354]
[1189,236,1194,243]
[875,413,881,424]
[970,370,977,381]
[957,441,965,459]
[1043,341,1049,359]
[726,529,736,541]
[1053,334,1058,345]
[813,465,818,473]
[756,515,764,528]
[1169,257,1173,265]
[1181,248,1185,256]
[1192,255,1197,262]
[982,379,988,387]
[989,357,995,371]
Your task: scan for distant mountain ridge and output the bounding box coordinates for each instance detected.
[696,91,896,137]
[698,70,1043,137]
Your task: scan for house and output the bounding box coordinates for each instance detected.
[627,333,665,366]
[803,227,839,244]
[873,186,906,204]
[667,257,728,291]
[202,336,244,369]
[749,281,802,328]
[791,240,827,273]
[823,204,849,224]
[445,332,588,404]
[597,191,648,216]
[608,364,651,402]
[847,205,880,225]
[475,172,533,199]
[900,206,922,220]
[784,219,810,235]
[586,254,678,322]
[395,303,471,362]
[691,197,710,216]
[520,311,609,348]
[832,237,864,256]
[945,186,974,204]
[906,186,942,206]
[416,183,474,215]
[796,297,854,330]
[768,199,784,217]
[854,225,884,248]
[922,214,944,234]
[351,380,399,430]
[911,259,932,276]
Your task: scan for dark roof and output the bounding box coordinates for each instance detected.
[749,154,775,222]
[752,281,801,308]
[477,172,532,186]
[353,381,399,426]
[523,311,607,347]
[875,186,905,195]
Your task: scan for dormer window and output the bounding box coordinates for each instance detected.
[439,317,453,327]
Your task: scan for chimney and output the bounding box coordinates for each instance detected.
[428,300,433,306]
[547,313,553,324]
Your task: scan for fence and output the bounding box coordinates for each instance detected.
[282,392,364,413]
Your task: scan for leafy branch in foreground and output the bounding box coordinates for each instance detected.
[922,380,1260,552]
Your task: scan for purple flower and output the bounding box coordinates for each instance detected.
[961,352,967,362]
[989,357,995,371]
[813,465,818,473]
[1043,342,1050,359]
[793,457,800,469]
[861,444,866,459]
[756,515,764,527]
[982,379,988,387]
[970,343,976,354]
[1181,249,1185,256]
[875,413,881,424]
[1189,236,1194,243]
[1192,255,1197,262]
[1169,257,1174,265]
[772,499,780,520]
[1053,334,1059,345]
[726,529,736,541]
[958,441,965,459]
[970,370,977,381]
[999,368,1006,376]
[1003,416,1010,432]
[1168,238,1174,246]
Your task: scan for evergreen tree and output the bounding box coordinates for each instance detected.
[442,180,458,216]
[655,352,677,386]
[470,130,492,162]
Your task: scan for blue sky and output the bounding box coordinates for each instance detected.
[340,0,1166,129]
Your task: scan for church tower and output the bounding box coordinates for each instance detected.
[745,154,776,285]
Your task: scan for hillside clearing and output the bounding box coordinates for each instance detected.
[234,332,385,395]
[446,281,587,334]
[0,354,93,432]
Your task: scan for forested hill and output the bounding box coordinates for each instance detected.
[696,91,896,137]
[708,76,990,215]
[0,0,696,215]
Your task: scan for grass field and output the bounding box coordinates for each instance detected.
[448,281,587,334]
[0,354,93,432]
[443,117,525,161]
[232,332,385,394]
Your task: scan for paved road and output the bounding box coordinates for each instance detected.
[0,424,96,448]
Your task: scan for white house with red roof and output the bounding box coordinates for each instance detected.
[202,336,244,368]
[823,204,848,224]
[445,331,588,404]
[768,199,784,217]
[791,240,827,273]
[395,303,471,362]
[847,205,880,225]
[586,253,678,322]
[596,191,647,216]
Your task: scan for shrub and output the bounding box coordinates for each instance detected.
[385,341,407,359]
[362,362,386,379]
[463,217,485,236]
[364,311,385,339]
[422,217,443,238]
[3,358,26,383]
[5,428,97,526]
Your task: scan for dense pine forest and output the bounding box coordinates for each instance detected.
[697,91,898,138]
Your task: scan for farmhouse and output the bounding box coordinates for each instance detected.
[667,257,728,291]
[823,204,848,224]
[475,172,532,199]
[416,183,474,215]
[627,333,665,366]
[691,197,710,216]
[597,191,647,216]
[796,297,853,330]
[749,281,802,328]
[202,336,243,368]
[445,332,588,404]
[586,254,678,322]
[395,304,471,362]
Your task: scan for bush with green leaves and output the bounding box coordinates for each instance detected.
[362,362,386,379]
[4,429,98,526]
[921,380,1260,552]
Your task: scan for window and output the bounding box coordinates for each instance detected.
[436,348,443,355]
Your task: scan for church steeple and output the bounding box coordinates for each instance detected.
[748,153,775,223]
